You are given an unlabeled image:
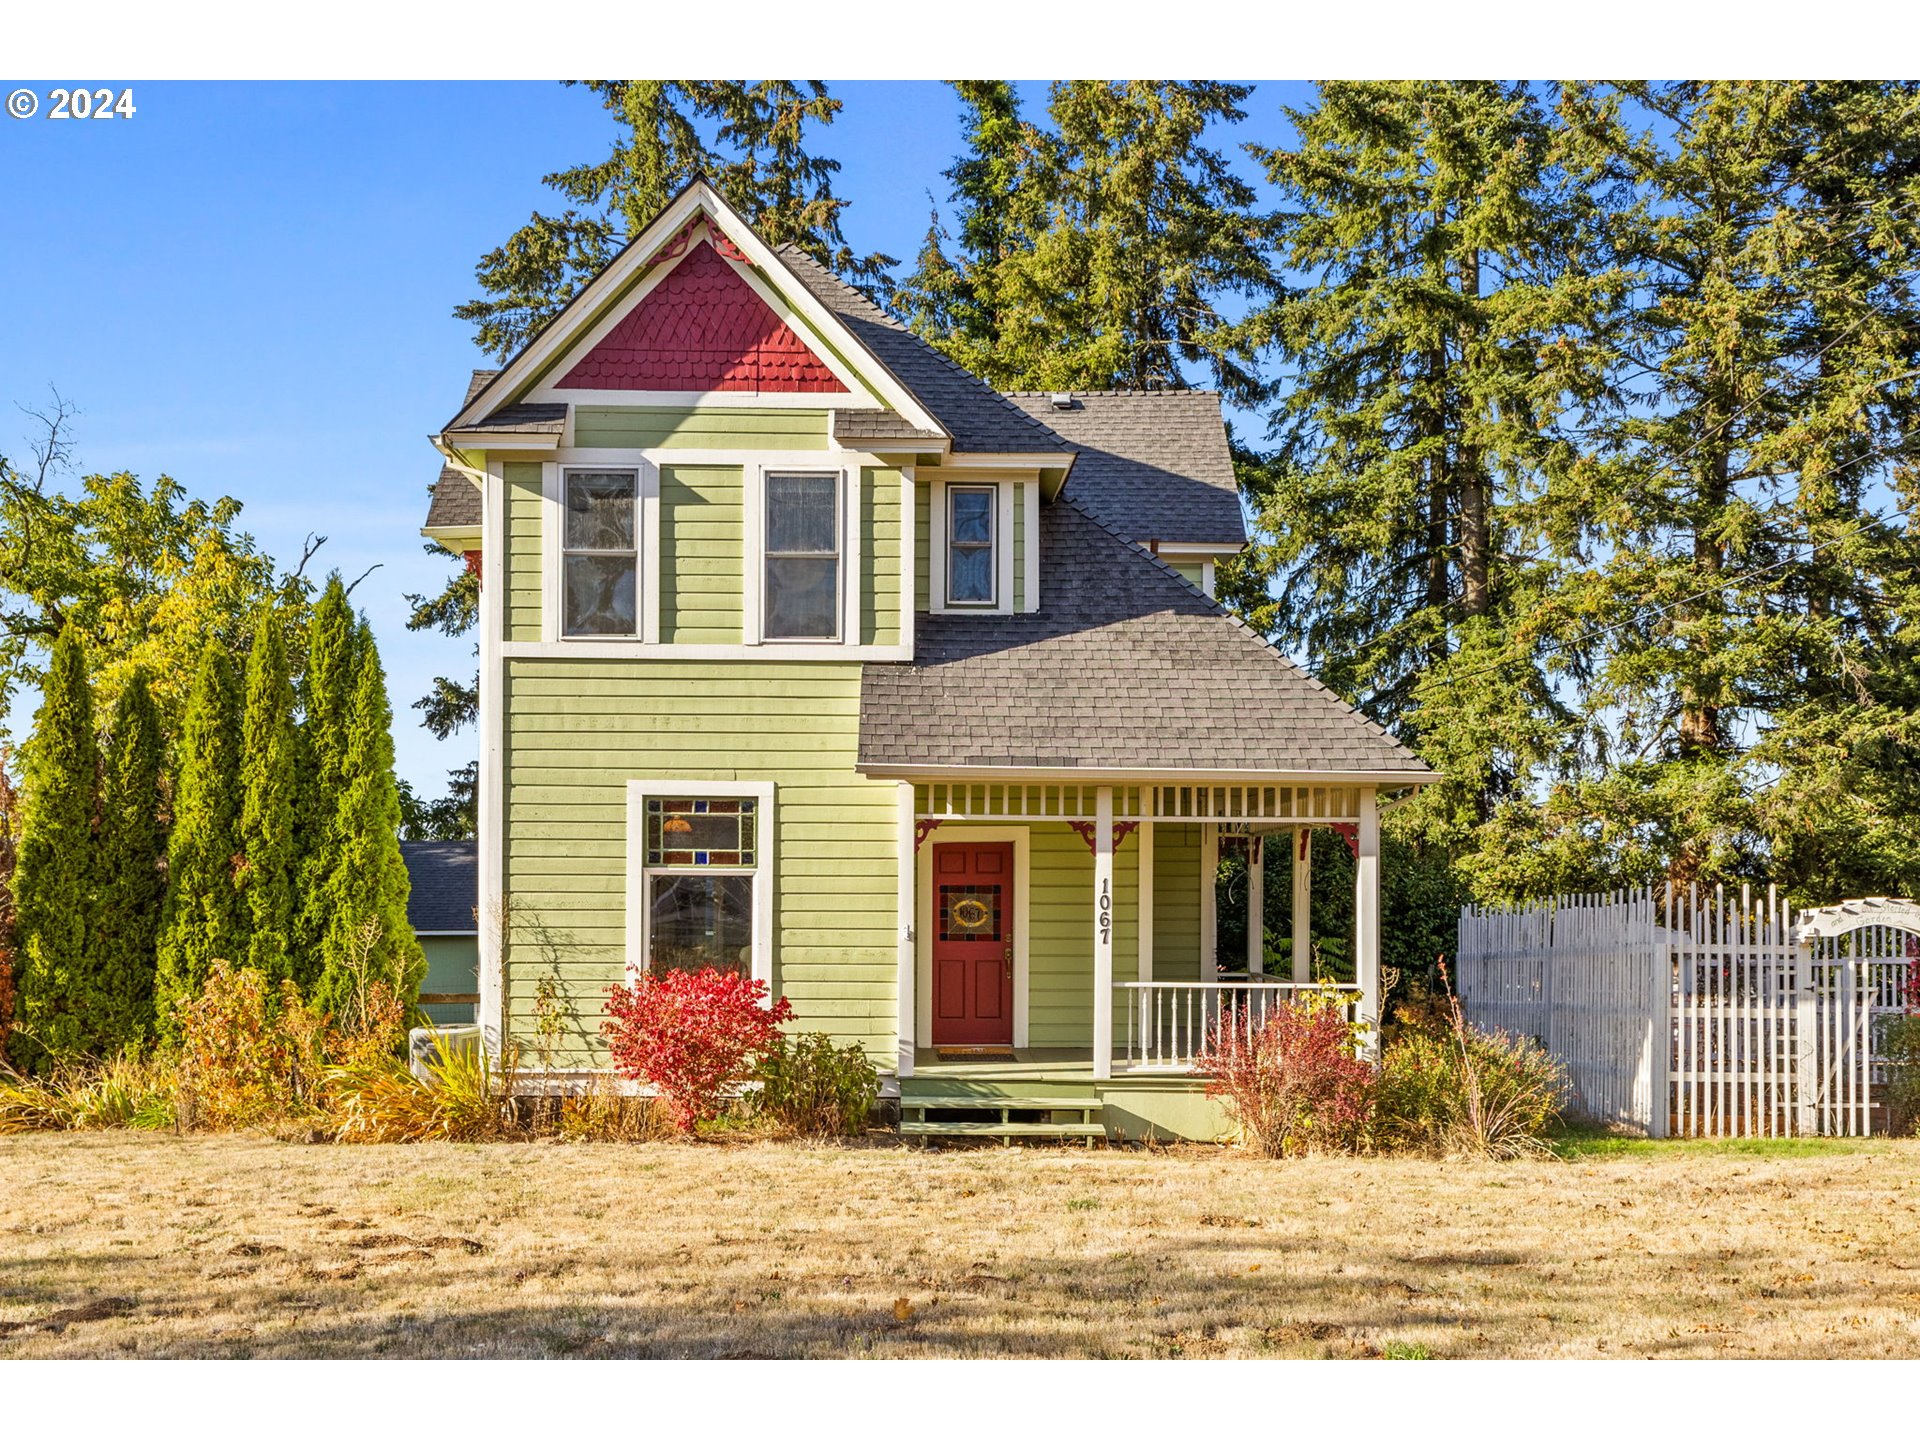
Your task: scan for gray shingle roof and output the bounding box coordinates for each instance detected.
[831,408,944,446]
[447,403,567,436]
[1001,391,1246,547]
[402,840,478,934]
[859,499,1428,776]
[425,465,481,530]
[773,246,1074,457]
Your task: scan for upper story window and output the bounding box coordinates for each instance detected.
[562,468,638,636]
[946,484,997,606]
[763,471,841,640]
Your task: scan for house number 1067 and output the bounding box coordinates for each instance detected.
[1098,879,1111,946]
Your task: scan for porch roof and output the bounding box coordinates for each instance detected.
[859,498,1432,779]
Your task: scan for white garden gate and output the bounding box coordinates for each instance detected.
[1455,888,1919,1138]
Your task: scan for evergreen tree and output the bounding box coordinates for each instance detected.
[1525,80,1920,894]
[9,630,100,1066]
[898,81,1281,403]
[400,543,479,839]
[154,642,245,1040]
[1233,81,1622,863]
[311,621,423,1017]
[458,81,892,359]
[238,607,300,987]
[94,670,166,1049]
[293,576,358,989]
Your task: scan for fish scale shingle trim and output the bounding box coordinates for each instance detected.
[858,498,1430,776]
[1001,391,1245,546]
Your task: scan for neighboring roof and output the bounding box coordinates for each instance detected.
[1002,391,1245,547]
[426,465,481,530]
[401,840,478,934]
[859,499,1429,776]
[774,246,1075,458]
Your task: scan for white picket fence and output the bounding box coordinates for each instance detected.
[1456,888,1919,1138]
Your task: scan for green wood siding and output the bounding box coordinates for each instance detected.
[1152,822,1203,981]
[574,406,828,450]
[1026,822,1139,1048]
[501,660,898,1065]
[1013,483,1026,611]
[660,464,742,643]
[862,467,901,646]
[504,462,544,642]
[914,479,931,611]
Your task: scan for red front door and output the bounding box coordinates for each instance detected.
[931,842,1014,1046]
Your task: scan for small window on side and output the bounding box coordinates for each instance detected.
[947,484,996,606]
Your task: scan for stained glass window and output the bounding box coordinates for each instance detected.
[645,797,757,867]
[939,885,1002,942]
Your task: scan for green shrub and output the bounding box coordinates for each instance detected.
[1374,988,1566,1158]
[750,1030,879,1138]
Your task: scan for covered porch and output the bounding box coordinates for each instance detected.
[890,777,1387,1084]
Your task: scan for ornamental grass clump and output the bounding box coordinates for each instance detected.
[1194,990,1375,1157]
[602,968,792,1133]
[750,1030,879,1139]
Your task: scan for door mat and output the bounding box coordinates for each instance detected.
[934,1045,1016,1060]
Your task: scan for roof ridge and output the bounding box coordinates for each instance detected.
[1054,494,1411,747]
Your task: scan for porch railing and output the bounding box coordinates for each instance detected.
[1116,979,1364,1073]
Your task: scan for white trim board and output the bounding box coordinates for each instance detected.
[915,824,1031,1052]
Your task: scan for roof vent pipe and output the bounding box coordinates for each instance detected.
[1049,392,1074,410]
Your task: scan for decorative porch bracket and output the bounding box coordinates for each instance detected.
[1068,819,1138,854]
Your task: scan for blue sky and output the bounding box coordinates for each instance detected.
[0,79,1311,794]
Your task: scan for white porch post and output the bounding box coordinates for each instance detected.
[1200,824,1218,974]
[895,782,916,1079]
[1291,829,1312,983]
[1137,822,1154,985]
[1093,786,1115,1080]
[1246,835,1265,975]
[1355,789,1381,1058]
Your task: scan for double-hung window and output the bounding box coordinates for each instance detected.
[946,484,997,606]
[763,471,841,640]
[562,469,638,636]
[640,795,762,978]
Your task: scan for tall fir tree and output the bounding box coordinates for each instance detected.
[1527,80,1920,896]
[311,620,423,1017]
[457,81,891,359]
[238,607,300,987]
[1232,81,1623,874]
[154,641,246,1040]
[897,81,1281,403]
[9,630,101,1066]
[94,670,166,1049]
[293,576,358,989]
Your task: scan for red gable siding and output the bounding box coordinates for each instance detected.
[556,241,847,394]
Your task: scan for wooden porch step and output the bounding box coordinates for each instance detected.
[901,1119,1106,1147]
[901,1095,1099,1114]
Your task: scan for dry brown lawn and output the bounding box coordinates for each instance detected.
[4,1131,1920,1358]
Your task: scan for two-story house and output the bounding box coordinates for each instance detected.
[424,180,1434,1141]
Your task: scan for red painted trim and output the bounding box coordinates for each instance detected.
[914,818,944,853]
[557,240,846,394]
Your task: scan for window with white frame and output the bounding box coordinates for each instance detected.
[641,796,760,977]
[945,483,996,606]
[763,470,842,640]
[561,468,639,636]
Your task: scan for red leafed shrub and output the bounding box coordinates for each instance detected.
[602,968,792,1133]
[1194,994,1375,1157]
